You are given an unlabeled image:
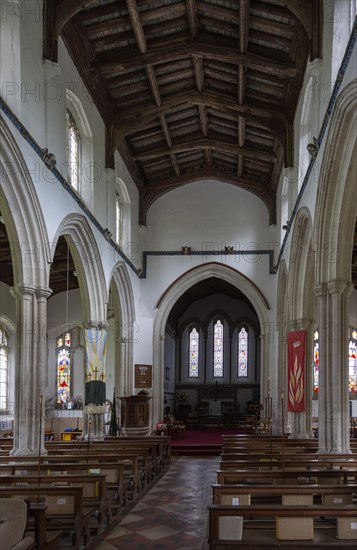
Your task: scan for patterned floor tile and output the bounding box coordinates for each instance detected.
[88,456,217,548]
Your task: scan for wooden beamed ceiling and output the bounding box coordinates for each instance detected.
[44,0,322,224]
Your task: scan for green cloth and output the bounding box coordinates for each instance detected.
[85,380,105,405]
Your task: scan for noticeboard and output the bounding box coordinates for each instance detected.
[135,364,152,388]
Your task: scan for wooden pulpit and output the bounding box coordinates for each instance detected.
[120,395,150,435]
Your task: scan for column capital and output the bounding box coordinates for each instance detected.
[36,286,53,300]
[343,282,355,301]
[84,321,109,331]
[291,318,315,330]
[314,283,328,298]
[43,59,61,80]
[10,283,36,298]
[328,279,347,297]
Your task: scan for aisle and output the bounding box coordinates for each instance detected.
[90,456,217,549]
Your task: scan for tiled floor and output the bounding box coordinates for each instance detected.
[90,456,217,549]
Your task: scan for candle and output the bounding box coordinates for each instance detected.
[281,391,284,400]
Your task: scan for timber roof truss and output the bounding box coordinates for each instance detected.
[44,0,322,224]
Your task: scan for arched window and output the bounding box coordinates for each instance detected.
[66,109,80,191]
[115,192,123,245]
[213,319,224,378]
[349,328,357,394]
[238,326,248,377]
[115,177,131,252]
[188,327,199,378]
[0,327,8,411]
[313,330,319,397]
[56,331,71,404]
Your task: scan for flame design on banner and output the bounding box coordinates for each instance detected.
[287,330,306,412]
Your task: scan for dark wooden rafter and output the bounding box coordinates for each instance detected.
[56,0,317,225]
[43,0,95,61]
[126,0,147,54]
[267,0,322,58]
[237,0,249,177]
[93,39,297,76]
[133,138,276,163]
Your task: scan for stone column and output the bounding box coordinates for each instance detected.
[325,280,352,453]
[316,281,352,454]
[10,284,52,456]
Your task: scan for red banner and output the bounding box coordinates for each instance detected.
[287,330,306,412]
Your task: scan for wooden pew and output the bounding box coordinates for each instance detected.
[219,458,357,478]
[207,503,357,549]
[0,484,94,548]
[0,453,142,496]
[212,483,357,504]
[216,468,356,485]
[0,473,109,526]
[0,461,127,511]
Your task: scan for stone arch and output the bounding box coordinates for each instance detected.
[315,80,357,285]
[288,207,314,321]
[0,117,49,288]
[50,214,107,323]
[286,207,315,437]
[313,79,357,454]
[152,262,270,429]
[108,262,136,395]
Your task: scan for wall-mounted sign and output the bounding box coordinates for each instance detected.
[135,364,152,388]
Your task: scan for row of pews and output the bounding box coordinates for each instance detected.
[207,434,357,549]
[0,435,171,549]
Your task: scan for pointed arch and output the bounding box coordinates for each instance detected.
[315,80,357,285]
[50,214,107,322]
[152,262,270,429]
[0,118,49,288]
[108,262,136,395]
[288,207,314,320]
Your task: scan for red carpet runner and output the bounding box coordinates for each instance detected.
[170,427,239,455]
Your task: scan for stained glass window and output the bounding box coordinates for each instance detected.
[116,192,123,245]
[0,328,8,411]
[313,330,319,396]
[57,332,71,404]
[238,327,248,377]
[213,320,224,377]
[349,328,357,394]
[189,327,199,378]
[66,110,80,191]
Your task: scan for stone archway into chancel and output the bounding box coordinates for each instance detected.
[152,262,271,431]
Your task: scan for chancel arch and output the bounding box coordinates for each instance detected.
[153,262,270,431]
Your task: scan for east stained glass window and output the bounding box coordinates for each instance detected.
[66,110,80,191]
[57,332,71,404]
[213,320,224,377]
[238,327,248,377]
[349,328,357,394]
[313,330,319,396]
[189,327,199,378]
[0,328,8,411]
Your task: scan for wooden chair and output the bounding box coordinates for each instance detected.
[166,414,186,438]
